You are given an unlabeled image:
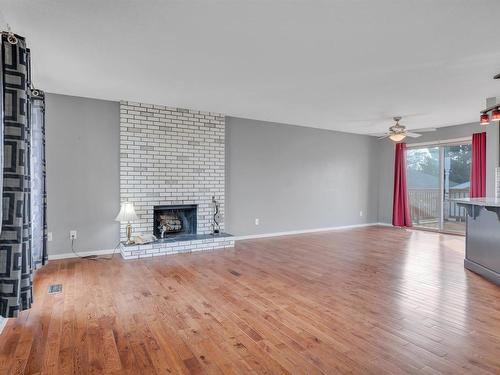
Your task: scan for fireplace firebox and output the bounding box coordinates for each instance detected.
[153,205,197,239]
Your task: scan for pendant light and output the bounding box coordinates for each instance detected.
[479,74,499,124]
[491,108,500,122]
[479,107,500,125]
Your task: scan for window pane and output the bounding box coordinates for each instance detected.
[406,147,440,230]
[443,144,471,234]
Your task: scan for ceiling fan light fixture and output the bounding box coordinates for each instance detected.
[389,133,406,142]
[491,109,500,122]
[480,113,490,125]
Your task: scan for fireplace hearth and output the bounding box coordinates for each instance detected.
[153,205,197,239]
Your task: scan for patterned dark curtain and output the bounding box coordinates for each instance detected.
[0,33,46,318]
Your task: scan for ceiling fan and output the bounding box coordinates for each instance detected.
[378,117,436,142]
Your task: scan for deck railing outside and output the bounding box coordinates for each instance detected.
[408,188,469,225]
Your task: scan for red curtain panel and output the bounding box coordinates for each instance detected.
[470,132,486,198]
[392,143,412,227]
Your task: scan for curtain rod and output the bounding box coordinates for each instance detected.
[406,136,472,148]
[1,30,18,45]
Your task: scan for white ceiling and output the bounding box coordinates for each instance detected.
[1,0,500,134]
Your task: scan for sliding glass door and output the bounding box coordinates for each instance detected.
[406,141,471,234]
[407,146,441,230]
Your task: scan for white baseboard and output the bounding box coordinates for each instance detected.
[48,248,117,260]
[47,223,395,259]
[0,317,7,335]
[376,222,393,227]
[234,222,391,241]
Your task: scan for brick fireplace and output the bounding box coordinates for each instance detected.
[118,101,233,259]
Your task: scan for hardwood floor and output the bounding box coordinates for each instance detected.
[1,226,500,374]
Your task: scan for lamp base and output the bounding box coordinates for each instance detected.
[126,223,134,244]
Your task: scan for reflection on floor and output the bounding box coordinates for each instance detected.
[413,219,465,234]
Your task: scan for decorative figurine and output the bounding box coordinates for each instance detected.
[212,195,222,234]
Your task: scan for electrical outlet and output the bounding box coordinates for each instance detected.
[359,210,363,217]
[70,230,77,240]
[47,232,53,242]
[255,218,259,226]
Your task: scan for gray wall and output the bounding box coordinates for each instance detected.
[225,117,379,236]
[377,122,496,224]
[45,93,120,255]
[44,94,495,248]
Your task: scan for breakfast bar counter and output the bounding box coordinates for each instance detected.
[455,198,500,285]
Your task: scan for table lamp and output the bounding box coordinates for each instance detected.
[115,202,139,244]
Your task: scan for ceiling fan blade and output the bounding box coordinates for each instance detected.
[377,135,389,140]
[406,132,422,138]
[412,127,436,133]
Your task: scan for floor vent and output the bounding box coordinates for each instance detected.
[48,284,63,294]
[229,270,241,277]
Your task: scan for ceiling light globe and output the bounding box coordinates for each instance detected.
[389,133,406,142]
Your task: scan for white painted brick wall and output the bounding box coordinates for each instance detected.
[119,101,225,240]
[119,237,235,260]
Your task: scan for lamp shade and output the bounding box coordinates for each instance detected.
[115,202,138,222]
[491,109,500,122]
[480,113,490,125]
[389,133,406,142]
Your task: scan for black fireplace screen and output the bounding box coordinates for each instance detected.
[153,205,197,238]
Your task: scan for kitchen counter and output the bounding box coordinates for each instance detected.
[455,198,500,285]
[454,197,500,207]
